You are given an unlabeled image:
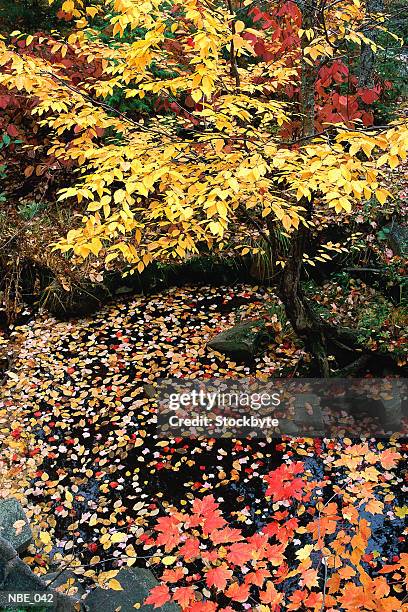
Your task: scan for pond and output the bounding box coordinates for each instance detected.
[1,283,406,604]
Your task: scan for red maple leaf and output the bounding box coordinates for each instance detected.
[161,566,185,583]
[244,568,271,587]
[210,527,243,545]
[260,581,284,606]
[379,448,401,470]
[202,511,227,535]
[188,495,227,534]
[225,581,250,602]
[226,542,254,565]
[172,586,196,608]
[155,515,182,551]
[264,462,304,502]
[179,537,200,561]
[202,549,219,563]
[205,565,233,591]
[145,584,171,608]
[186,601,218,611]
[359,88,380,104]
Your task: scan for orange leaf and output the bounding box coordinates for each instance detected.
[172,586,196,608]
[225,581,250,602]
[144,584,170,608]
[379,448,401,470]
[260,581,284,605]
[205,565,233,591]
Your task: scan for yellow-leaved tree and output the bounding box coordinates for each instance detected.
[0,0,406,374]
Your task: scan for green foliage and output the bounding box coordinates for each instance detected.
[377,225,391,241]
[373,18,408,122]
[17,201,46,221]
[357,297,408,354]
[0,0,63,33]
[0,132,14,205]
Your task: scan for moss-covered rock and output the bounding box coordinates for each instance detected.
[207,319,272,361]
[385,222,408,257]
[0,498,32,553]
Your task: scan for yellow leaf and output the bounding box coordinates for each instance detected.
[89,514,97,527]
[40,531,51,545]
[114,190,126,204]
[375,188,390,205]
[108,579,123,591]
[127,557,137,567]
[213,139,224,154]
[191,88,202,103]
[162,556,177,566]
[234,20,245,33]
[201,76,212,98]
[281,214,292,231]
[88,238,102,256]
[111,532,127,543]
[62,0,74,12]
[389,155,399,169]
[105,252,117,264]
[295,544,314,561]
[88,202,102,212]
[86,6,98,17]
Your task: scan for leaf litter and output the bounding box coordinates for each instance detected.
[0,283,406,598]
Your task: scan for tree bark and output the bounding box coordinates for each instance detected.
[359,0,384,88]
[279,0,334,375]
[299,0,317,138]
[279,224,331,376]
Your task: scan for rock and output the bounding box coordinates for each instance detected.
[44,570,85,602]
[384,222,408,257]
[84,568,179,612]
[208,319,271,361]
[0,498,32,553]
[143,383,157,399]
[0,537,79,611]
[40,279,110,319]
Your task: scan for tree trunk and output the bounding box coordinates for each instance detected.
[359,0,384,88]
[279,223,331,376]
[299,0,317,139]
[279,0,333,375]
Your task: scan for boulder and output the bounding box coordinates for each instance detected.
[85,568,179,612]
[0,498,32,553]
[40,279,110,319]
[0,537,79,611]
[208,319,271,361]
[385,222,408,257]
[44,570,85,602]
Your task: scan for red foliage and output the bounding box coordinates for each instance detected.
[244,2,387,136]
[0,33,105,183]
[264,461,304,502]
